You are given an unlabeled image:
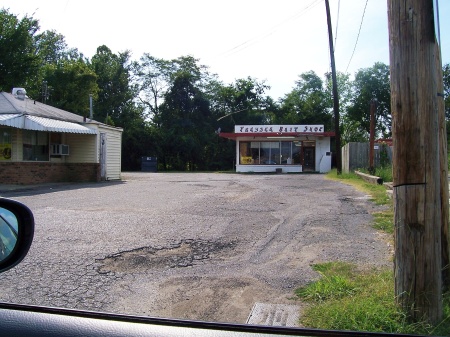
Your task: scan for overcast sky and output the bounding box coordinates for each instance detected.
[2,0,450,100]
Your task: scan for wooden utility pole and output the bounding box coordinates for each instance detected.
[388,0,446,324]
[325,0,341,174]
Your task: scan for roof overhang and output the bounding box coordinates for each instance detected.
[0,114,97,134]
[219,131,336,140]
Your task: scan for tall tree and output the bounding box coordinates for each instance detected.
[0,9,40,91]
[43,59,98,116]
[326,72,367,145]
[443,63,450,119]
[347,62,391,138]
[279,71,332,128]
[90,45,150,171]
[34,30,68,65]
[90,45,135,124]
[133,54,175,120]
[156,72,212,171]
[213,77,273,130]
[134,54,214,123]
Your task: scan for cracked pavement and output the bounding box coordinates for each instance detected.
[0,173,392,323]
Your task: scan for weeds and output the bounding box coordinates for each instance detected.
[296,262,450,335]
[298,170,450,335]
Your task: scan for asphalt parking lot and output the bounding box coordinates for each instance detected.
[0,172,391,324]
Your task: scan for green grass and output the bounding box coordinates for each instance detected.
[296,169,450,335]
[296,262,450,335]
[357,165,393,183]
[326,169,391,206]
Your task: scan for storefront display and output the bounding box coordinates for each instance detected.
[219,125,334,173]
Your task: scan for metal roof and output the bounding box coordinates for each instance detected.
[0,114,97,134]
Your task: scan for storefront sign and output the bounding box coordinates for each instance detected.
[0,129,11,160]
[235,125,324,133]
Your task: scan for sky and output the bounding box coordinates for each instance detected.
[2,0,450,101]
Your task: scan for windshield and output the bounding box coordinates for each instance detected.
[0,1,449,336]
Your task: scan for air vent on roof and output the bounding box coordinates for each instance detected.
[12,88,27,100]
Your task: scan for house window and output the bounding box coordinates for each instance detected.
[0,129,12,160]
[23,130,49,161]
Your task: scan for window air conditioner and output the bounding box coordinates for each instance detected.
[51,144,69,156]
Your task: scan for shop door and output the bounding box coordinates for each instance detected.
[303,147,315,171]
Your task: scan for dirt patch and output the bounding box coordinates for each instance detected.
[151,276,300,324]
[96,239,238,273]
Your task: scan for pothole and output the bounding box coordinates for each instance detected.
[96,239,237,274]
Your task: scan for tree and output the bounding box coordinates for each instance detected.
[43,59,98,116]
[347,62,391,138]
[213,77,273,128]
[156,72,213,171]
[443,63,450,119]
[279,71,332,128]
[326,72,367,145]
[34,30,68,65]
[90,45,135,124]
[90,45,151,171]
[133,54,175,120]
[134,54,214,123]
[0,9,40,91]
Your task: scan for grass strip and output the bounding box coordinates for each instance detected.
[294,170,450,335]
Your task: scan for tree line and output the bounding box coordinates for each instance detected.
[1,8,449,171]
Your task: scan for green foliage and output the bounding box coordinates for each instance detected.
[0,9,40,91]
[444,63,450,120]
[326,169,391,206]
[42,59,98,115]
[296,262,450,335]
[296,262,357,302]
[379,143,390,168]
[157,72,214,171]
[372,210,394,234]
[347,62,391,138]
[2,7,449,174]
[278,71,333,130]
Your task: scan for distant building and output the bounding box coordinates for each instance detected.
[219,125,335,173]
[0,90,123,184]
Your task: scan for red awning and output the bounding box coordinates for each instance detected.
[219,132,335,140]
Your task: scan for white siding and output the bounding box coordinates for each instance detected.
[316,137,332,173]
[65,133,97,163]
[98,125,122,180]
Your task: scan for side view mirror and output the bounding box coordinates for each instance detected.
[0,198,34,273]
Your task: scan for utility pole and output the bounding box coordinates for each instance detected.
[388,0,446,324]
[325,0,341,174]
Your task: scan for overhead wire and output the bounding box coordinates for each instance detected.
[216,0,323,59]
[345,0,369,73]
[334,0,341,51]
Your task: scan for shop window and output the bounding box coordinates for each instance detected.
[239,142,252,164]
[23,130,49,161]
[239,141,315,165]
[0,129,12,160]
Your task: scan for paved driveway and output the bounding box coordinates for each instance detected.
[0,173,391,324]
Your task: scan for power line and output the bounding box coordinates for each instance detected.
[216,0,323,59]
[334,0,341,50]
[345,0,369,73]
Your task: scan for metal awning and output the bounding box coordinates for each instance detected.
[0,114,97,134]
